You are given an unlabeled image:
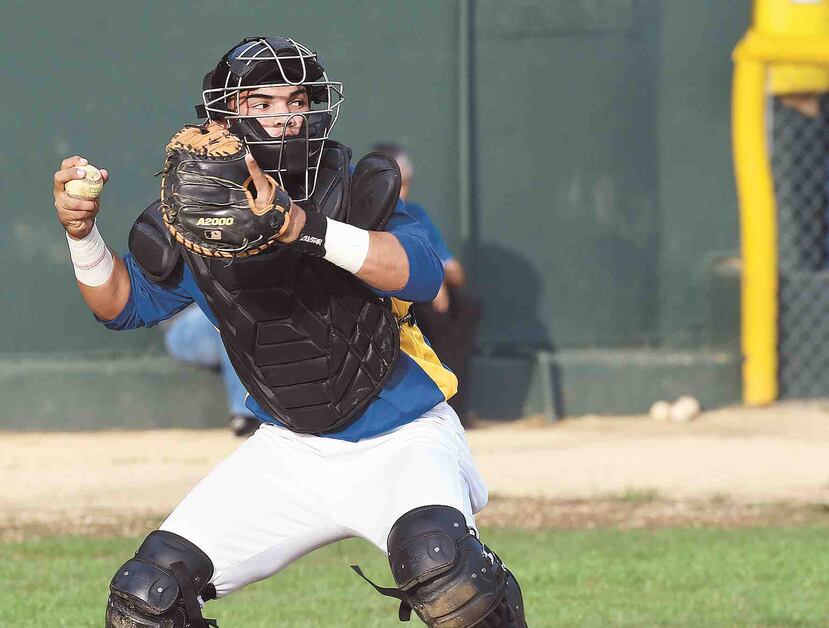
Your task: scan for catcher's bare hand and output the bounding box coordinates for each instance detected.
[244,152,305,244]
[244,152,274,214]
[53,156,109,239]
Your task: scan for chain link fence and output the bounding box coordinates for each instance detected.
[772,93,829,397]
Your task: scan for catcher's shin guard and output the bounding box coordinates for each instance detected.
[106,530,218,628]
[353,505,527,627]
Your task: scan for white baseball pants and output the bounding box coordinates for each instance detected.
[160,402,488,597]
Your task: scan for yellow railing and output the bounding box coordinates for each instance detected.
[733,28,829,405]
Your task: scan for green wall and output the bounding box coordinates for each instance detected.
[0,0,461,356]
[470,0,749,350]
[474,0,662,347]
[656,1,749,348]
[0,1,749,426]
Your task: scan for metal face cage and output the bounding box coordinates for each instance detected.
[200,37,344,202]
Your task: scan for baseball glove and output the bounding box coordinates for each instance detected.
[160,123,292,258]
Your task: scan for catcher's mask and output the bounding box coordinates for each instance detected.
[196,36,344,202]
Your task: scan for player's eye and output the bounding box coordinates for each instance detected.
[251,102,270,110]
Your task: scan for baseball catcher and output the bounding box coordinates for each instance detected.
[53,36,526,627]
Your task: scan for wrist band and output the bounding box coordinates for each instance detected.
[292,210,328,257]
[292,213,371,275]
[66,223,114,287]
[323,218,370,274]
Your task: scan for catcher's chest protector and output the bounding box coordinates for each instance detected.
[131,142,402,434]
[183,247,399,433]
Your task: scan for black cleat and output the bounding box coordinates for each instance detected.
[229,414,260,437]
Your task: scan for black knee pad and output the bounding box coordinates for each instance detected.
[105,530,217,628]
[382,505,526,627]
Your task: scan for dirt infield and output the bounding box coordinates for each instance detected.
[3,401,829,540]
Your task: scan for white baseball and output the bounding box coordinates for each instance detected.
[649,400,671,421]
[669,395,701,423]
[65,164,104,200]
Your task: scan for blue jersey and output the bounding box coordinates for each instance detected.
[404,201,454,266]
[102,199,458,441]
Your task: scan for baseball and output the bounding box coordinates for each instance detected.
[649,400,671,421]
[669,395,701,423]
[65,164,104,200]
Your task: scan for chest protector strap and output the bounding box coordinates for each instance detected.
[130,141,402,434]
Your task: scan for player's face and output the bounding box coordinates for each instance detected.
[235,85,311,138]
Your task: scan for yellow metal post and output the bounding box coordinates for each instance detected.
[733,1,829,404]
[732,50,777,404]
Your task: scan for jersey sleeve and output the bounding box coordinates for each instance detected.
[372,199,444,302]
[99,253,194,330]
[404,201,455,265]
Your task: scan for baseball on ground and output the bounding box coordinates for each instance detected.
[669,395,701,423]
[649,400,671,421]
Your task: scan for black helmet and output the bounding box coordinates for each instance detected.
[196,36,344,201]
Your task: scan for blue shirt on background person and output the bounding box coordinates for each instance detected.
[371,142,482,428]
[403,201,454,266]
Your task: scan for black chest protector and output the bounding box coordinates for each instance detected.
[130,141,403,434]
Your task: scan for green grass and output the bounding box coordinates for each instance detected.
[2,527,828,627]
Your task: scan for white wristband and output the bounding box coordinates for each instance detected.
[323,218,370,274]
[66,223,114,287]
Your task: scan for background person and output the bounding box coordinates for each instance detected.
[162,304,260,437]
[373,143,482,427]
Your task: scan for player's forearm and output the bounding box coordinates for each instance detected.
[54,156,130,320]
[64,223,131,320]
[354,231,409,291]
[281,207,409,292]
[76,252,131,321]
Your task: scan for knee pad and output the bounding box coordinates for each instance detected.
[105,530,217,628]
[355,505,526,627]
